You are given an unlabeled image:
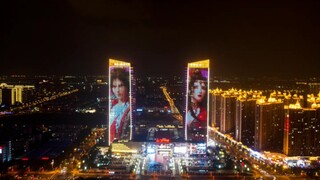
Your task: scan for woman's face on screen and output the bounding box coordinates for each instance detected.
[192,80,206,103]
[112,78,128,102]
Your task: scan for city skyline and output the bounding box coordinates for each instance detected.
[1,1,320,78]
[1,64,320,178]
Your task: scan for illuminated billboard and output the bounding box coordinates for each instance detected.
[108,59,132,144]
[185,60,210,143]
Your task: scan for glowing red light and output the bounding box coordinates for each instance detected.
[285,115,290,132]
[156,138,170,143]
[41,157,49,160]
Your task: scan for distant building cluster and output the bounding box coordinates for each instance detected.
[209,88,320,156]
[0,83,35,106]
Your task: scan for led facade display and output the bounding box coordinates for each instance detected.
[185,60,210,143]
[173,146,187,154]
[108,59,132,144]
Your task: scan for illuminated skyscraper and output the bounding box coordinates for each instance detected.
[255,97,284,152]
[0,83,35,105]
[220,91,237,137]
[185,59,210,143]
[108,59,134,145]
[283,103,320,156]
[235,90,261,148]
[209,88,223,129]
[236,98,256,148]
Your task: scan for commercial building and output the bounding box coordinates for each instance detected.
[184,59,210,143]
[108,59,134,145]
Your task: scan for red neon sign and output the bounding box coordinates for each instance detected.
[156,138,170,143]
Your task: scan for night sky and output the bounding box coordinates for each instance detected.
[1,0,319,78]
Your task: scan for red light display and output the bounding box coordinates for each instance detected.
[156,138,170,143]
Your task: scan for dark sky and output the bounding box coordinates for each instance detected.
[1,0,319,78]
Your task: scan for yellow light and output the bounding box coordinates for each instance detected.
[109,59,131,67]
[187,59,209,68]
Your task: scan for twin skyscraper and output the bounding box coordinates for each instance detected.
[108,59,210,145]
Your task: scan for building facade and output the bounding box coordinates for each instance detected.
[283,103,320,156]
[254,98,284,152]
